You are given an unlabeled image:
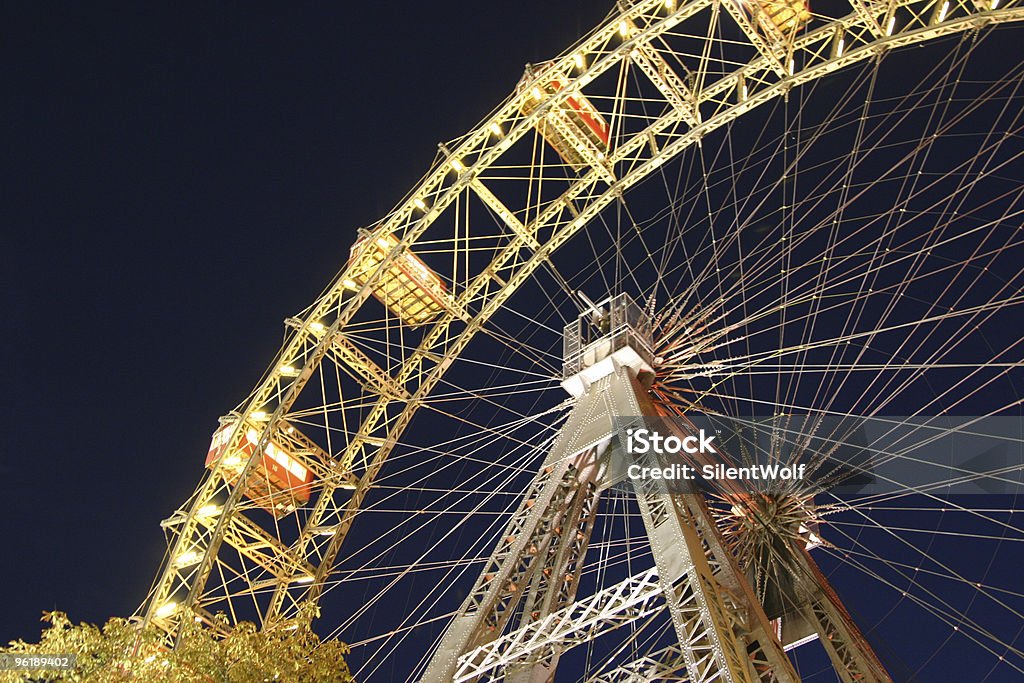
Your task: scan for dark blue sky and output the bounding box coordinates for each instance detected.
[4,2,1023,680]
[3,0,609,641]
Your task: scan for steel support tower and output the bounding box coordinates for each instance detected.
[421,295,890,682]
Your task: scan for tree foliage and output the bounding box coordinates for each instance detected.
[1,605,353,682]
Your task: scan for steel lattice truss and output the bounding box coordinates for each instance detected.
[138,0,1024,670]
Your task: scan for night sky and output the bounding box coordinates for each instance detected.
[4,0,610,641]
[4,1,1024,680]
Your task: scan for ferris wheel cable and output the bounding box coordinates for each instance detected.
[327,457,541,660]
[245,411,562,578]
[813,108,1023,419]
[678,401,1024,506]
[342,413,562,516]
[579,617,679,683]
[319,535,651,590]
[831,520,1024,546]
[236,513,654,604]
[340,294,569,367]
[406,376,566,434]
[829,473,1024,521]
[691,229,1024,368]
[354,428,647,667]
[823,489,1024,608]
[372,509,667,675]
[829,461,1024,521]
[333,536,663,659]
[149,6,1024,679]
[349,482,545,681]
[536,72,1015,333]
[688,148,1024,350]
[675,309,1024,417]
[837,505,1023,514]
[683,286,1024,386]
[672,362,1024,375]
[472,324,564,377]
[371,484,533,498]
[365,409,593,492]
[401,380,562,404]
[675,85,1024,335]
[322,428,555,611]
[678,83,869,306]
[826,112,1024,418]
[829,542,1024,607]
[662,298,1022,389]
[683,341,1023,430]
[785,66,887,420]
[317,540,657,626]
[821,522,1024,667]
[798,65,905,417]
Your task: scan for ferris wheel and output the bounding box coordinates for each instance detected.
[138,0,1024,680]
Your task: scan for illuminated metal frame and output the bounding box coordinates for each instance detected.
[140,0,1024,661]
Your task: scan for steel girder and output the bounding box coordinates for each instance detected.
[141,0,1024,644]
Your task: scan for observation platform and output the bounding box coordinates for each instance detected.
[561,293,655,398]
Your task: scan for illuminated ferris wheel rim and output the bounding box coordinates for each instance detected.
[141,0,1024,654]
[317,0,1024,363]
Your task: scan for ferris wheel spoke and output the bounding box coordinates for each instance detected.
[134,0,1024,679]
[821,520,1024,668]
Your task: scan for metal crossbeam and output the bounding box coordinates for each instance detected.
[470,178,541,250]
[794,549,891,682]
[455,568,664,682]
[141,0,1024,645]
[588,644,691,682]
[628,42,701,125]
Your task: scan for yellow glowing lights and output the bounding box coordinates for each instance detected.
[413,197,427,210]
[449,157,466,172]
[937,0,949,21]
[197,504,220,517]
[755,0,812,36]
[516,62,610,171]
[887,14,896,34]
[308,320,326,334]
[174,550,200,567]
[155,602,178,619]
[342,278,358,290]
[278,364,299,377]
[250,410,269,422]
[295,575,315,584]
[665,0,676,8]
[347,231,450,326]
[618,20,630,37]
[488,122,503,137]
[573,53,585,70]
